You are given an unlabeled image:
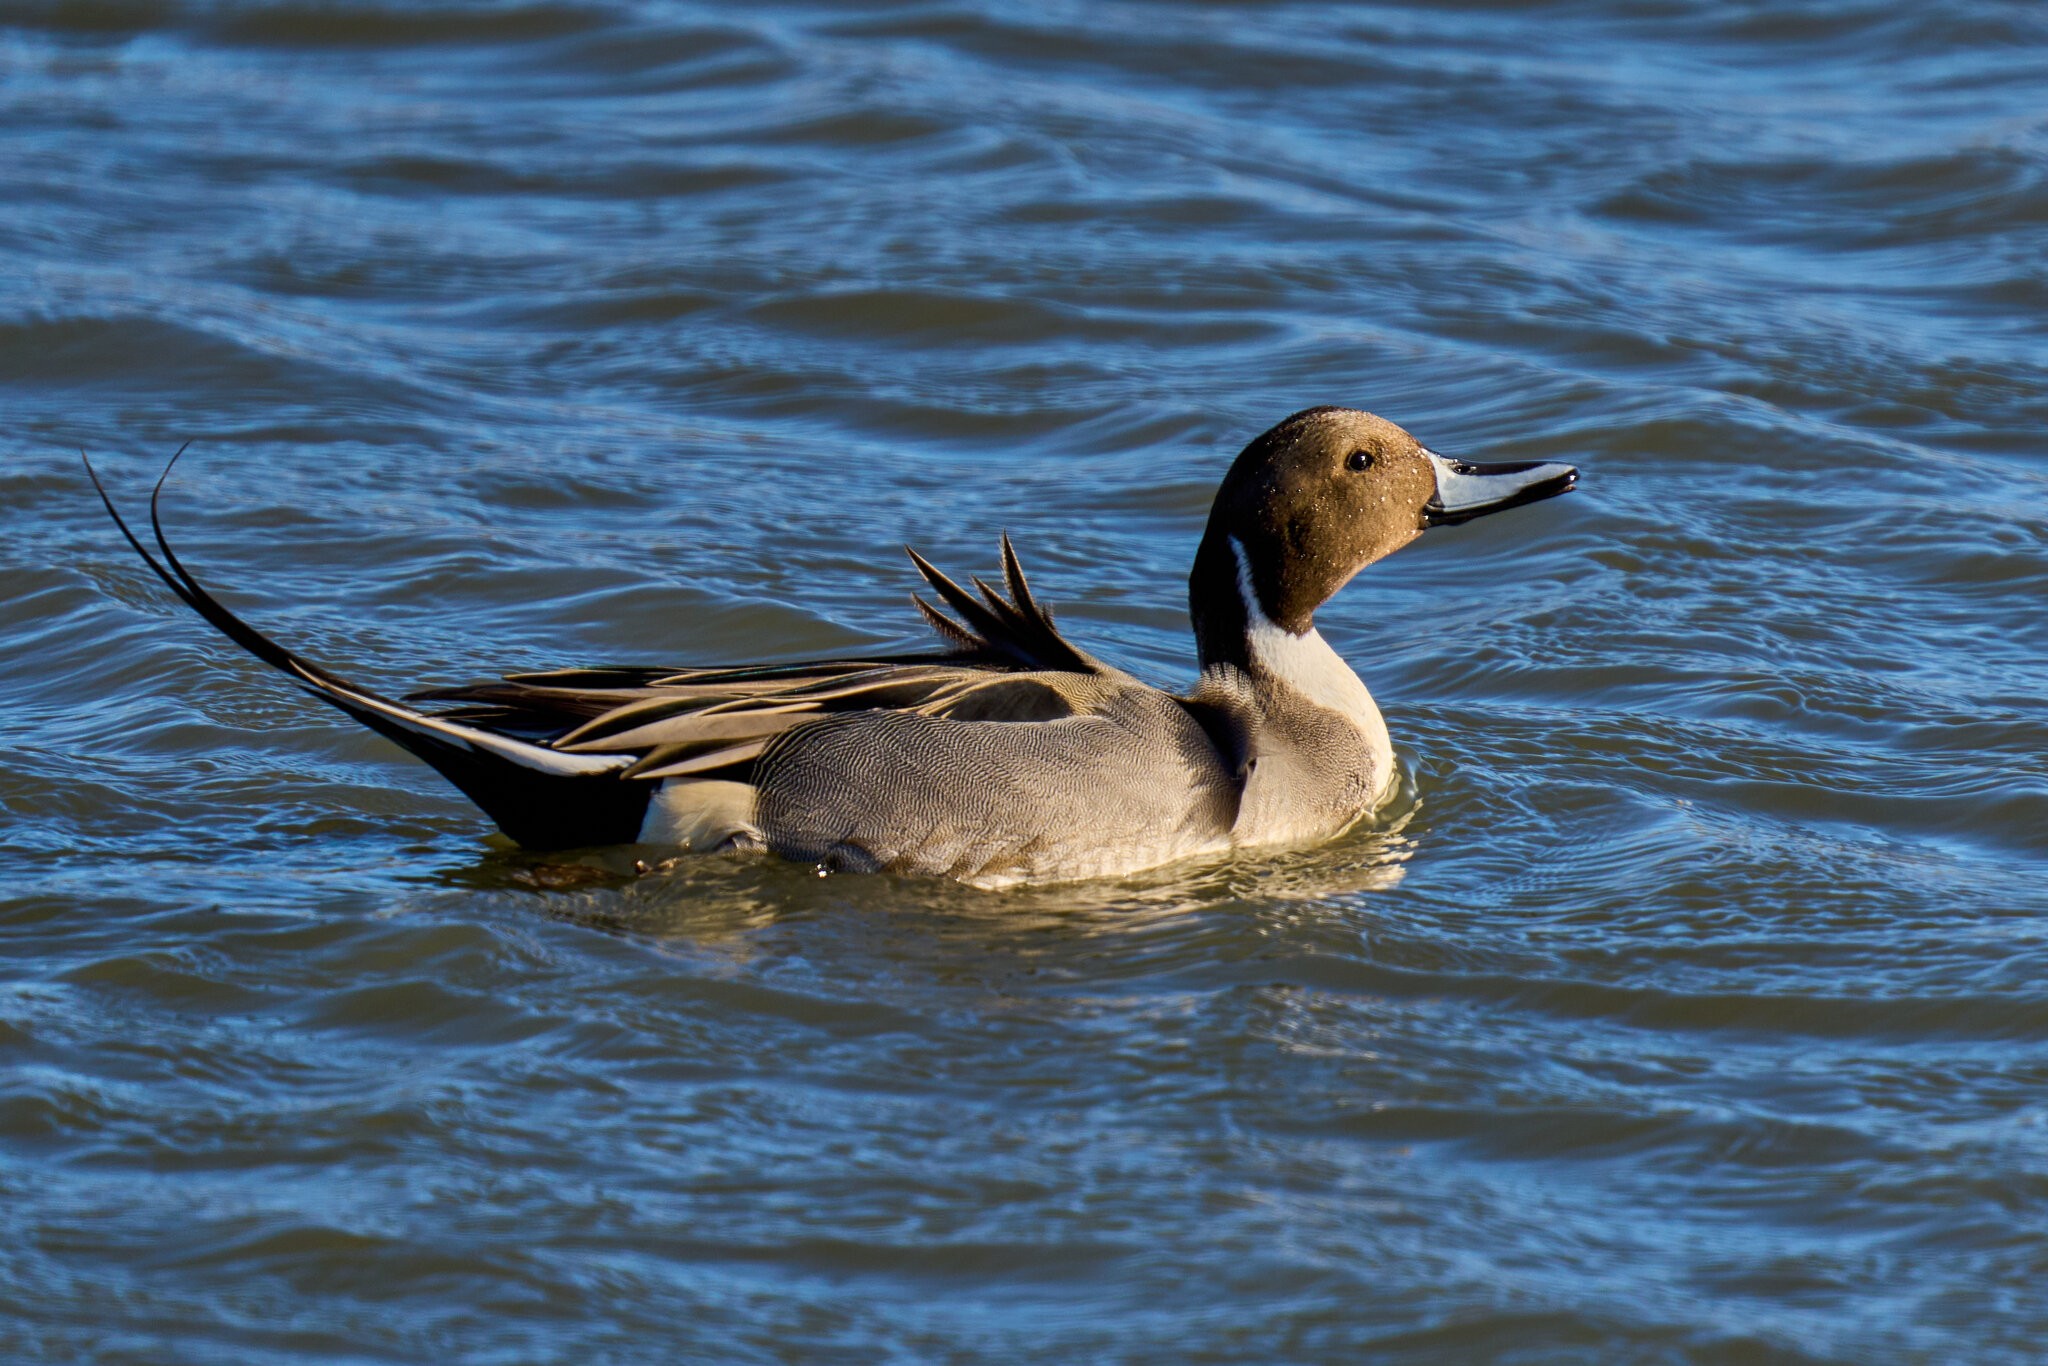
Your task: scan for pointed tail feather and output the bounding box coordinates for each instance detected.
[904,535,1105,675]
[87,451,652,849]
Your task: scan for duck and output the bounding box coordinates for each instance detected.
[89,407,1576,888]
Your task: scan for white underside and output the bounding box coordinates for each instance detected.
[640,779,764,850]
[1244,618,1378,730]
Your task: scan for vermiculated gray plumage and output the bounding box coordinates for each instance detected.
[754,680,1239,884]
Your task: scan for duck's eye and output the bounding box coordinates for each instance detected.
[1345,449,1375,472]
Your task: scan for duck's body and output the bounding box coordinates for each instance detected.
[693,668,1245,887]
[622,633,1387,889]
[92,408,1575,887]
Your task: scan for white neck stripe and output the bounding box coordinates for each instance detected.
[1228,537,1377,726]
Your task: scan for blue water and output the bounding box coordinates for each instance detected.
[5,2,2048,1360]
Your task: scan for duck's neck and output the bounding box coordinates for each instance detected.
[1189,529,1256,675]
[1189,530,1377,729]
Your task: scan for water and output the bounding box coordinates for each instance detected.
[5,1,2048,1359]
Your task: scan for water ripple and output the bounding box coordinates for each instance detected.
[4,0,2048,1361]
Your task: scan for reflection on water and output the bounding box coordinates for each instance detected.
[5,0,2048,1360]
[481,797,1418,969]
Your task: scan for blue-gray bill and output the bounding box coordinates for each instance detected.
[1421,452,1580,527]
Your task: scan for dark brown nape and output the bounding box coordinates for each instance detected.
[1188,528,1253,672]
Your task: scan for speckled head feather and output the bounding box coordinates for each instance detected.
[1201,408,1440,633]
[1189,407,1577,668]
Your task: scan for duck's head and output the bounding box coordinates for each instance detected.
[1191,406,1577,664]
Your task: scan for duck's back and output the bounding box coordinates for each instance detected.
[754,678,1239,887]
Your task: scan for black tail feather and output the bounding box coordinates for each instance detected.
[904,536,1103,675]
[87,451,654,850]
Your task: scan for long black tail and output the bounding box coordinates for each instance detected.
[87,450,656,850]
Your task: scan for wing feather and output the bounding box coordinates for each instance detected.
[904,537,1107,675]
[559,703,820,754]
[914,594,985,652]
[904,546,1018,653]
[383,535,1116,776]
[94,454,1144,853]
[626,739,772,780]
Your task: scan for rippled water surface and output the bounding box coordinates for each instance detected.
[6,2,2048,1360]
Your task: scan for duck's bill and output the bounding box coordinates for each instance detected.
[1422,452,1579,528]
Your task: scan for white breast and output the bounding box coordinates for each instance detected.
[1230,538,1381,730]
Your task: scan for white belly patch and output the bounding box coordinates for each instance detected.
[640,779,764,851]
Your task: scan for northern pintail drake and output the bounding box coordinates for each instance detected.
[91,408,1576,888]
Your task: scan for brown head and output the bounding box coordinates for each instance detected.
[1190,407,1577,669]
